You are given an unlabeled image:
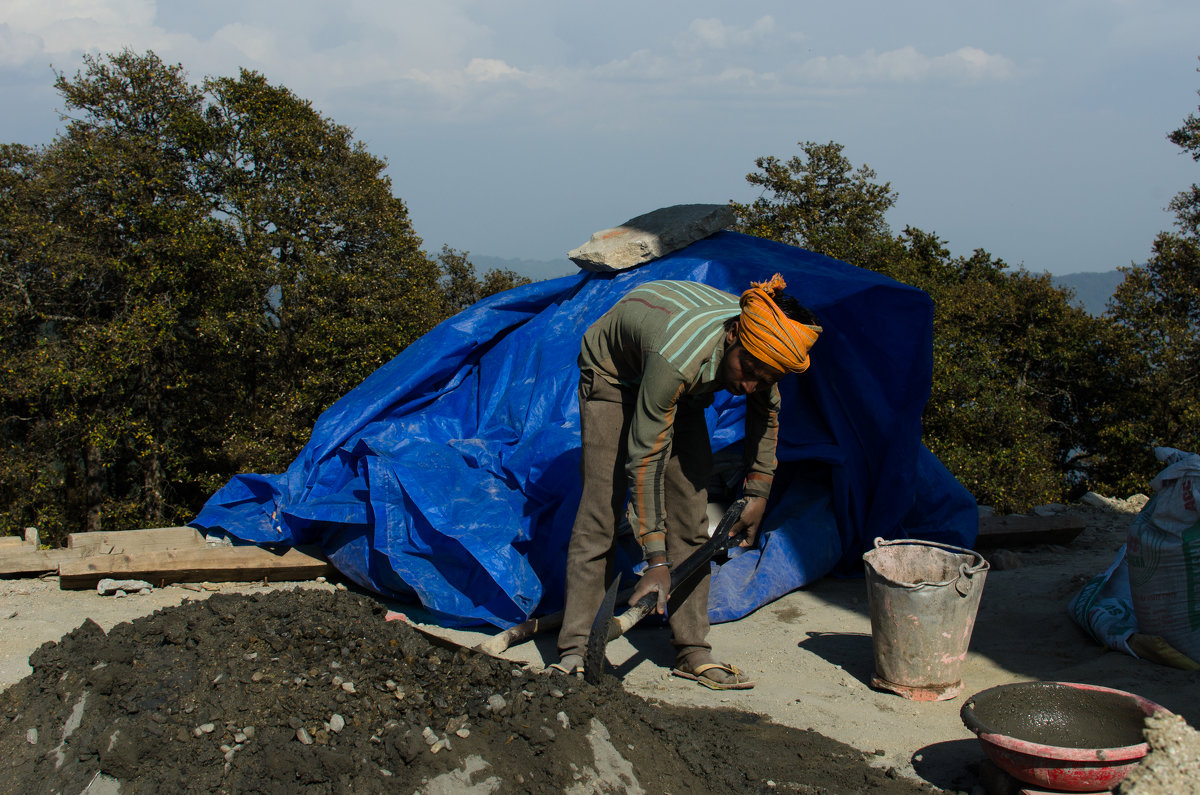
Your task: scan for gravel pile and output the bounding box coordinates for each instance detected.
[1118,712,1200,794]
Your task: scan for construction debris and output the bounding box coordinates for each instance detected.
[95,579,154,597]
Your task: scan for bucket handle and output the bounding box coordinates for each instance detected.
[954,563,974,596]
[871,537,990,596]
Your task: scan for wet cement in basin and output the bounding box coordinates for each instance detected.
[965,682,1147,749]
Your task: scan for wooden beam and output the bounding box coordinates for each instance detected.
[0,548,87,577]
[58,544,332,590]
[976,513,1086,548]
[3,528,209,576]
[66,526,207,555]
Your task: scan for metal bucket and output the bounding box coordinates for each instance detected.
[863,537,989,701]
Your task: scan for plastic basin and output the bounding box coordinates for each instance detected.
[960,681,1169,792]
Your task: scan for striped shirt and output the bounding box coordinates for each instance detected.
[579,280,780,555]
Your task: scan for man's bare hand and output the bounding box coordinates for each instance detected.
[629,564,670,615]
[731,496,767,548]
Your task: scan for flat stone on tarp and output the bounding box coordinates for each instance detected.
[568,204,735,272]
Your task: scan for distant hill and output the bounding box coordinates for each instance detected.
[1050,270,1126,316]
[470,255,575,282]
[471,256,1129,315]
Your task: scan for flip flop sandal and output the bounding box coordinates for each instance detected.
[671,662,756,690]
[548,655,585,676]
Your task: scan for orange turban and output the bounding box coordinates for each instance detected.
[738,274,821,373]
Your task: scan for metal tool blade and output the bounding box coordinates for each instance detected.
[584,576,621,684]
[581,499,750,685]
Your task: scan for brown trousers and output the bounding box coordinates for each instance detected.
[556,370,713,665]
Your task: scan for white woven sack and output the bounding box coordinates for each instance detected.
[1127,447,1200,660]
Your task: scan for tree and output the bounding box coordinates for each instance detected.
[196,68,446,472]
[1100,64,1200,492]
[732,141,898,270]
[1,51,237,538]
[1167,67,1200,238]
[436,246,531,316]
[914,246,1115,508]
[0,50,455,543]
[731,142,1113,512]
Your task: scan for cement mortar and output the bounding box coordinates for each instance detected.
[964,682,1148,749]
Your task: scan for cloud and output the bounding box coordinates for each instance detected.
[0,0,160,56]
[402,57,536,98]
[208,23,282,67]
[677,16,776,51]
[0,1,1016,131]
[796,46,1015,85]
[0,22,45,66]
[0,1,493,83]
[463,57,522,82]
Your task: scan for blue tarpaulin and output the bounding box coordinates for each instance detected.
[191,231,977,627]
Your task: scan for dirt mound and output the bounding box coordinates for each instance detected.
[0,589,944,794]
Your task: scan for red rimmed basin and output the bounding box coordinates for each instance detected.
[960,681,1170,792]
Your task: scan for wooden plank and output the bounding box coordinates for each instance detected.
[0,548,88,577]
[0,536,27,547]
[58,544,332,589]
[976,513,1086,548]
[67,526,206,555]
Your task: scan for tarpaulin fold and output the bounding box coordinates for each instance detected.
[192,232,977,627]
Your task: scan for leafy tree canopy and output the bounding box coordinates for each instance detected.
[1103,62,1200,485]
[732,141,1117,512]
[732,141,897,270]
[1,50,516,543]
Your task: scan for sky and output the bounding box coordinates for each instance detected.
[2,1,1199,276]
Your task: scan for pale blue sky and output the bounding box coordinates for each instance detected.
[2,1,1198,275]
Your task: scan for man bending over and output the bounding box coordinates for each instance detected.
[554,274,821,689]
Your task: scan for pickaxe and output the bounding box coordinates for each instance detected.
[583,498,748,684]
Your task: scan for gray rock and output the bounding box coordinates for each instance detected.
[96,578,154,596]
[1125,493,1150,511]
[568,204,735,272]
[80,772,122,795]
[1080,491,1144,514]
